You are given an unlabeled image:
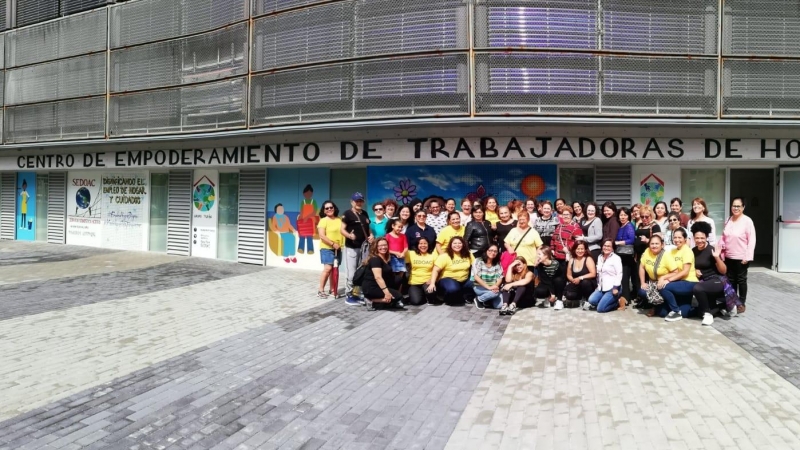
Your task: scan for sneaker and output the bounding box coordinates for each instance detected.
[500,304,509,315]
[542,299,550,308]
[317,291,329,299]
[729,306,738,318]
[474,298,486,309]
[665,311,683,322]
[701,313,714,326]
[582,301,592,311]
[345,296,362,306]
[554,300,564,310]
[508,303,518,315]
[394,300,405,309]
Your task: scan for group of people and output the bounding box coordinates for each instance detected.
[314,192,756,326]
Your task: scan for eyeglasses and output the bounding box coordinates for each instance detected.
[641,215,651,219]
[669,218,679,222]
[732,205,743,209]
[373,207,384,212]
[487,249,498,252]
[416,213,426,218]
[324,206,335,210]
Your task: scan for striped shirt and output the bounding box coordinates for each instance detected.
[473,260,503,285]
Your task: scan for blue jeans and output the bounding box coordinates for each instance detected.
[588,290,620,313]
[438,278,475,304]
[473,286,502,309]
[298,236,314,253]
[660,280,697,313]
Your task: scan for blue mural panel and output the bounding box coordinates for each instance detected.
[366,164,557,206]
[16,172,36,241]
[266,168,331,268]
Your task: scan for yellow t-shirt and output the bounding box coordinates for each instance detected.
[435,252,475,282]
[667,245,698,282]
[639,249,671,280]
[406,250,437,285]
[318,217,344,250]
[504,227,543,267]
[485,210,499,225]
[436,225,465,248]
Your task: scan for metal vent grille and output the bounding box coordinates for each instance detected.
[724,0,800,56]
[6,9,107,68]
[111,0,248,48]
[110,77,247,136]
[595,165,631,208]
[251,54,469,125]
[6,54,107,105]
[253,0,320,16]
[475,0,597,49]
[603,0,717,55]
[0,173,14,240]
[475,52,599,114]
[47,172,66,244]
[602,56,717,116]
[167,170,191,256]
[4,97,106,143]
[237,170,266,265]
[111,23,248,93]
[61,0,110,16]
[0,1,7,32]
[16,0,58,28]
[723,59,800,117]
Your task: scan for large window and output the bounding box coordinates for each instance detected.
[681,169,726,224]
[149,173,168,252]
[218,172,240,261]
[559,168,595,204]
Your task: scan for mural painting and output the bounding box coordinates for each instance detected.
[640,173,665,206]
[16,172,36,241]
[266,168,330,269]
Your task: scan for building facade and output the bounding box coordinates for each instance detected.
[0,0,799,272]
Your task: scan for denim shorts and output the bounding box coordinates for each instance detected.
[390,255,407,272]
[320,248,342,266]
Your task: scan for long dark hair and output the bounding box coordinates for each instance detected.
[446,236,471,259]
[601,201,617,224]
[318,200,339,218]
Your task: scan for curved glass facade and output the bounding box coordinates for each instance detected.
[0,0,798,144]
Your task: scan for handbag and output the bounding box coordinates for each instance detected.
[501,227,532,272]
[721,275,742,311]
[615,223,635,255]
[645,250,666,305]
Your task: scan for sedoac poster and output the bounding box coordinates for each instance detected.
[16,172,36,241]
[67,171,103,247]
[192,169,219,258]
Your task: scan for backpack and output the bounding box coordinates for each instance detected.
[352,264,368,287]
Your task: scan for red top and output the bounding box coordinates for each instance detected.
[551,221,583,261]
[386,232,408,253]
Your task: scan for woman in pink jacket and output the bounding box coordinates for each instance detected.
[721,197,756,314]
[584,239,624,313]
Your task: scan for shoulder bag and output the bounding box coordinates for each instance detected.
[615,223,635,256]
[645,250,666,305]
[501,227,532,272]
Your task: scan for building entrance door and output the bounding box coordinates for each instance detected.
[778,168,800,272]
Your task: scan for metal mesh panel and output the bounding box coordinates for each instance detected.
[16,0,58,28]
[595,166,631,208]
[354,0,468,57]
[602,0,717,55]
[47,172,66,245]
[6,9,107,68]
[167,170,191,256]
[6,53,106,105]
[475,52,599,114]
[252,2,353,71]
[111,23,248,93]
[0,173,14,240]
[4,97,106,143]
[237,170,266,265]
[110,0,248,48]
[251,54,469,125]
[474,0,597,49]
[602,56,717,116]
[723,59,800,117]
[61,0,111,16]
[253,0,321,16]
[109,77,247,136]
[0,0,7,32]
[724,0,800,56]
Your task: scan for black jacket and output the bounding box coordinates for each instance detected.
[464,220,493,257]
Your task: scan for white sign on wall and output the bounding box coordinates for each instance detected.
[101,172,149,251]
[67,172,102,247]
[191,169,219,258]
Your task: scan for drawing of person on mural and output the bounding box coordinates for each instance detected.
[296,184,319,255]
[19,179,30,230]
[271,204,297,263]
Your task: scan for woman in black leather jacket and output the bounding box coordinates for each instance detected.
[464,207,494,258]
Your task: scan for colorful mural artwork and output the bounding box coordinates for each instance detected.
[16,172,36,241]
[366,164,558,207]
[266,168,330,269]
[640,173,665,206]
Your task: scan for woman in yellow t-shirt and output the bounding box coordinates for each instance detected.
[405,237,438,305]
[436,212,465,254]
[429,236,475,305]
[503,210,543,271]
[317,201,345,298]
[655,227,698,322]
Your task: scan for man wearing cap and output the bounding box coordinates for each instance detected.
[341,192,374,305]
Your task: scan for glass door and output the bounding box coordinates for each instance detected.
[778,168,800,272]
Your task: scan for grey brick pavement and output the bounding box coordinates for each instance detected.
[0,258,265,320]
[0,300,509,450]
[0,242,118,267]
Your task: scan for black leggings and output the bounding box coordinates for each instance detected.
[619,254,637,301]
[502,285,530,307]
[564,279,596,301]
[408,284,437,306]
[363,287,403,307]
[693,278,725,316]
[726,259,749,303]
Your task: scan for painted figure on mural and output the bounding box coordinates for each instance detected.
[271,203,297,263]
[19,179,30,230]
[296,184,319,255]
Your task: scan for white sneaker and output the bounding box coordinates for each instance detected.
[582,301,591,311]
[702,313,714,326]
[554,300,564,310]
[729,306,738,318]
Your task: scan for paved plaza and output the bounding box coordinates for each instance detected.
[1,241,800,449]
